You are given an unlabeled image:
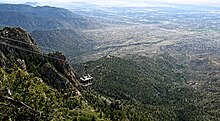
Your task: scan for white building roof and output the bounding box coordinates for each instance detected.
[80,74,93,82]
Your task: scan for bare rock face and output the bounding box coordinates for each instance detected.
[0,27,40,52]
[0,27,80,90]
[41,62,71,89]
[41,62,80,96]
[48,51,78,85]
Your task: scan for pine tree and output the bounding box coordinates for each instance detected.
[99,112,103,119]
[91,116,96,121]
[73,117,77,121]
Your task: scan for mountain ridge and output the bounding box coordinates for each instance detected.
[0,27,110,120]
[0,27,158,121]
[75,54,220,120]
[0,4,91,31]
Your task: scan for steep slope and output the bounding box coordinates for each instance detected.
[75,55,219,120]
[31,29,94,59]
[0,27,156,121]
[0,27,78,89]
[0,27,107,120]
[0,4,91,31]
[1,27,219,121]
[77,55,187,104]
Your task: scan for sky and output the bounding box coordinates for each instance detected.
[1,0,220,7]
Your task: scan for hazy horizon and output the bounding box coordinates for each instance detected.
[1,0,220,7]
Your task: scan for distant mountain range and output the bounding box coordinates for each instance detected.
[0,4,99,60]
[1,3,220,120]
[0,4,92,31]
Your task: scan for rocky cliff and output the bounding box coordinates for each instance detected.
[0,27,106,120]
[0,27,79,90]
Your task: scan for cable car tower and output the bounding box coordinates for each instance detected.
[80,64,93,87]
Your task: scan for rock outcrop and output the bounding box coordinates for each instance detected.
[0,27,79,90]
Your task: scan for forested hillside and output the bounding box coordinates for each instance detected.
[0,27,109,120]
[75,55,220,120]
[0,27,168,121]
[31,29,94,59]
[0,4,91,31]
[1,2,220,120]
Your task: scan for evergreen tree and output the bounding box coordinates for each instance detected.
[91,116,96,121]
[73,117,77,121]
[99,112,103,119]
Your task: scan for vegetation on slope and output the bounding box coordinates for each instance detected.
[76,55,219,120]
[0,27,107,120]
[0,66,110,121]
[31,29,94,59]
[1,24,219,120]
[0,4,91,31]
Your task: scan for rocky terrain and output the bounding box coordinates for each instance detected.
[1,3,220,121]
[0,27,107,120]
